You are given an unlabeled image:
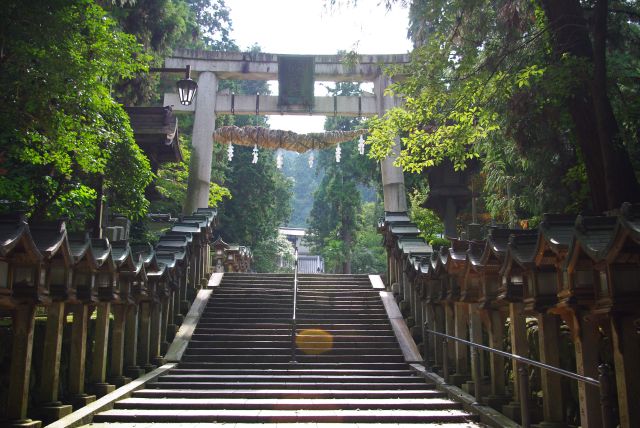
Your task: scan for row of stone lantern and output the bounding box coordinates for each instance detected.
[0,207,220,427]
[211,237,253,273]
[378,202,640,428]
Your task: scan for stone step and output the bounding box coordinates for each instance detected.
[166,368,416,376]
[187,340,399,348]
[133,388,445,399]
[180,354,406,363]
[190,334,397,342]
[89,423,477,428]
[175,362,412,370]
[93,408,475,424]
[200,312,388,319]
[148,381,432,390]
[115,397,461,411]
[195,321,392,329]
[156,374,424,384]
[184,347,403,356]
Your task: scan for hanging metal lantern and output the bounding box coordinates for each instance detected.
[176,66,198,106]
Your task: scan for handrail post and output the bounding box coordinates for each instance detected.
[290,247,299,363]
[442,337,449,384]
[422,321,429,368]
[518,364,531,428]
[472,347,481,405]
[598,364,614,428]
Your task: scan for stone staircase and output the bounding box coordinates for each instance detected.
[91,273,480,425]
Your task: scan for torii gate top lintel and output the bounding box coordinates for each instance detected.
[165,48,410,82]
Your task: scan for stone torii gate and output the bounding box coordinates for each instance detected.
[163,49,410,214]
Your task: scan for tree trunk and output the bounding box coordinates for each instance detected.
[540,0,640,211]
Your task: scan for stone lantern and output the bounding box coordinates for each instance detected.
[557,215,618,427]
[0,214,47,306]
[29,220,75,422]
[529,214,574,313]
[560,215,617,310]
[171,221,202,291]
[225,245,240,272]
[156,239,189,320]
[108,241,139,387]
[461,240,484,303]
[597,203,640,428]
[212,236,230,273]
[0,214,44,427]
[68,233,98,303]
[88,237,118,397]
[499,231,538,306]
[66,233,100,408]
[155,251,179,345]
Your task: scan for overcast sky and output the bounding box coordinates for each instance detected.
[223,0,412,132]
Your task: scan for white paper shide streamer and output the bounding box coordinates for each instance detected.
[358,134,365,155]
[252,144,259,164]
[227,142,234,161]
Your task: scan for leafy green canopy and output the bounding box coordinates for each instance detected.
[366,0,640,217]
[0,0,152,224]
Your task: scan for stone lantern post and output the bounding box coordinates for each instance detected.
[30,220,75,423]
[0,214,45,428]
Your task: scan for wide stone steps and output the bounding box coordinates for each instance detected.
[90,273,479,426]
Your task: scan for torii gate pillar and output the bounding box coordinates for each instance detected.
[374,75,407,212]
[184,71,218,214]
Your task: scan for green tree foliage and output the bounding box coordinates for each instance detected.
[282,151,323,227]
[186,0,235,50]
[408,186,446,246]
[351,202,387,274]
[306,82,380,273]
[366,0,640,216]
[216,145,293,272]
[0,0,152,225]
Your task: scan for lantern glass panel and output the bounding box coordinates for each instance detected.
[14,266,34,286]
[0,261,8,288]
[98,272,112,288]
[74,272,90,287]
[598,271,608,296]
[575,270,593,289]
[49,266,67,286]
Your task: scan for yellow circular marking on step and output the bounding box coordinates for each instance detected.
[296,329,334,355]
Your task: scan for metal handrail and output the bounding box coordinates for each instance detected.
[290,247,299,363]
[424,327,613,428]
